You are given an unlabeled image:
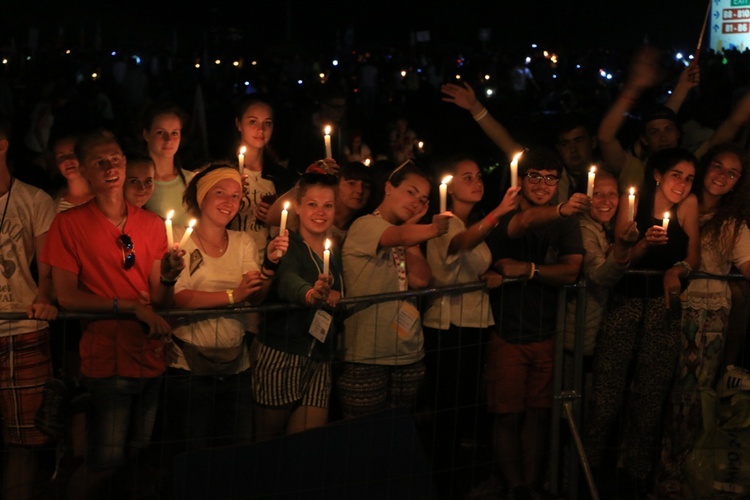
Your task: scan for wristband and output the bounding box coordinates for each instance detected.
[160,275,177,286]
[263,253,280,271]
[226,289,234,305]
[113,297,118,314]
[528,262,536,279]
[673,260,692,276]
[472,107,489,122]
[305,288,315,305]
[260,269,273,280]
[556,202,568,218]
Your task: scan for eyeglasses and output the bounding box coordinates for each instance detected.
[525,172,561,185]
[708,161,741,180]
[117,234,136,270]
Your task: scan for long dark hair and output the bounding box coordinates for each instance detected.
[640,147,697,217]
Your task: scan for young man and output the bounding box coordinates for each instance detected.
[41,129,184,499]
[484,149,586,498]
[0,120,58,500]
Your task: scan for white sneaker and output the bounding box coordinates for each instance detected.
[717,365,750,398]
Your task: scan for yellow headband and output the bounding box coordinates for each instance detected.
[196,168,242,207]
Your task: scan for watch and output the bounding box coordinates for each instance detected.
[533,266,541,279]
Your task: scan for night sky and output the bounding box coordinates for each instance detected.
[3,1,712,56]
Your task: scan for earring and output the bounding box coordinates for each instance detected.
[656,181,659,186]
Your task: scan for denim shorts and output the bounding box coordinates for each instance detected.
[84,376,162,469]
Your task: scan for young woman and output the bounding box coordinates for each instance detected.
[123,152,155,209]
[585,148,700,493]
[141,102,194,225]
[252,173,342,441]
[166,163,288,450]
[659,144,750,497]
[421,157,518,494]
[339,161,450,418]
[52,136,92,212]
[231,98,294,263]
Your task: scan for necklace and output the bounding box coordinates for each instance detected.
[195,228,228,254]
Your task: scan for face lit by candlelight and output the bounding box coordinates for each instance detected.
[521,168,558,206]
[703,151,742,198]
[200,178,242,227]
[449,160,484,205]
[124,160,155,209]
[654,161,695,205]
[385,173,430,223]
[295,185,335,237]
[237,102,273,151]
[338,177,371,212]
[589,177,619,224]
[54,138,81,180]
[143,113,182,160]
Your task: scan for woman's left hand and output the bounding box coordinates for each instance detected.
[663,266,683,309]
[326,290,342,308]
[267,231,289,259]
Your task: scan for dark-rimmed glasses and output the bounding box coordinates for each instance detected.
[117,234,136,270]
[525,172,561,186]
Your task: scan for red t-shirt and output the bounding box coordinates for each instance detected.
[41,200,168,378]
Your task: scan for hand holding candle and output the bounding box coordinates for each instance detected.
[165,210,174,249]
[324,125,332,159]
[440,175,453,213]
[510,151,523,188]
[628,188,635,221]
[278,202,289,258]
[587,166,596,198]
[323,239,331,276]
[177,219,196,249]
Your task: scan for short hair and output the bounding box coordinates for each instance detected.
[339,161,372,184]
[553,112,594,140]
[294,172,338,203]
[518,148,564,177]
[124,151,155,170]
[75,129,120,164]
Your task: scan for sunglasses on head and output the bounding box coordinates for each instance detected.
[117,234,136,270]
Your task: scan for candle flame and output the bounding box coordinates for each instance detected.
[664,212,670,220]
[441,175,453,185]
[512,151,523,163]
[239,146,246,154]
[418,141,424,148]
[324,125,331,135]
[166,210,174,220]
[325,239,331,250]
[629,187,635,195]
[283,201,290,210]
[188,219,196,228]
[364,158,371,166]
[590,165,596,173]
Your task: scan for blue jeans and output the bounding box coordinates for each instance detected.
[164,367,254,451]
[85,376,162,469]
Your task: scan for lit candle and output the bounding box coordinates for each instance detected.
[418,140,424,153]
[628,187,635,221]
[323,239,331,276]
[364,158,371,167]
[440,175,453,213]
[324,125,332,159]
[510,151,523,188]
[238,146,246,177]
[278,201,290,258]
[587,166,596,197]
[662,212,670,231]
[165,210,174,249]
[177,219,196,249]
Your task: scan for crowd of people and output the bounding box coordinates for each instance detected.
[1,35,750,500]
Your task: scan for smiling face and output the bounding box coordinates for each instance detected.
[450,160,484,205]
[521,168,559,206]
[124,161,155,208]
[703,151,742,198]
[54,138,81,181]
[338,177,371,212]
[385,173,431,223]
[143,113,182,159]
[590,176,619,224]
[236,102,273,150]
[79,142,126,194]
[199,178,242,227]
[655,161,695,205]
[295,185,336,237]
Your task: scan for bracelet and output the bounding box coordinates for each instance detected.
[113,297,118,314]
[528,262,536,279]
[160,275,177,286]
[472,107,489,122]
[226,289,234,305]
[263,253,280,271]
[260,269,274,280]
[673,260,692,276]
[305,288,315,305]
[556,202,568,218]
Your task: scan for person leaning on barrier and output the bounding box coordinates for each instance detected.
[40,129,185,500]
[483,148,586,499]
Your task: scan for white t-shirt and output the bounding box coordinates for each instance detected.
[170,230,260,372]
[341,213,423,365]
[0,179,56,337]
[423,216,494,329]
[231,173,276,263]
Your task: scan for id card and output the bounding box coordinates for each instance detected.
[390,301,419,338]
[309,309,333,343]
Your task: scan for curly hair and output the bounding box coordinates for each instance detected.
[693,143,750,260]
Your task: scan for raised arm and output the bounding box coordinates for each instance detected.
[448,187,521,254]
[664,61,700,113]
[506,193,589,239]
[379,213,451,249]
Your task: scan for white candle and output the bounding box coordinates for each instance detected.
[628,187,635,221]
[510,151,523,188]
[324,125,332,159]
[165,210,174,249]
[238,146,246,177]
[587,166,596,197]
[278,201,290,258]
[177,219,196,249]
[662,212,670,231]
[323,239,331,276]
[440,175,452,213]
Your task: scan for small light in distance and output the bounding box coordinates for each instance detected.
[91,72,98,80]
[576,64,581,69]
[486,88,494,97]
[195,63,200,69]
[1,59,7,65]
[455,74,461,80]
[332,59,338,66]
[111,51,117,56]
[400,70,406,77]
[65,49,71,55]
[484,74,490,81]
[531,43,538,48]
[297,79,303,85]
[233,61,239,67]
[215,59,221,65]
[525,57,531,64]
[675,53,683,60]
